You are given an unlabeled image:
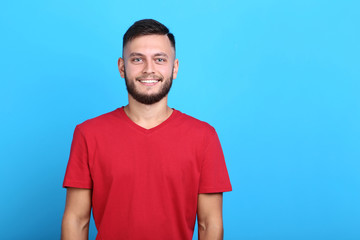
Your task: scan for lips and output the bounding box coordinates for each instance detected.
[136,75,163,86]
[136,75,162,82]
[136,78,161,86]
[139,79,159,83]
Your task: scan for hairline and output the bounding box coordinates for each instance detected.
[122,34,176,59]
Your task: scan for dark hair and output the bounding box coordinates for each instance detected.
[123,19,175,50]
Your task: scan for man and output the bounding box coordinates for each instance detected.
[61,19,232,240]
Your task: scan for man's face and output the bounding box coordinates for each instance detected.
[118,35,179,105]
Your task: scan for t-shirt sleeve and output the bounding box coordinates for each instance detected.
[63,125,93,189]
[198,127,232,193]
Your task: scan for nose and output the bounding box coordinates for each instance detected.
[143,59,155,74]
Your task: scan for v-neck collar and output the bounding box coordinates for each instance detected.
[118,106,179,134]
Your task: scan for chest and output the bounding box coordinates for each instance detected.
[89,130,203,189]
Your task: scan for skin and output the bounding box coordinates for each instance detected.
[198,193,224,240]
[61,34,224,240]
[61,188,91,240]
[118,34,179,129]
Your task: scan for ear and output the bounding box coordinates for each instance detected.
[118,57,125,78]
[172,58,179,79]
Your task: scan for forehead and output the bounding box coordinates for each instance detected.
[123,35,175,58]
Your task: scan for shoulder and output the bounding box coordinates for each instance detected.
[174,109,217,135]
[75,108,122,134]
[173,110,222,153]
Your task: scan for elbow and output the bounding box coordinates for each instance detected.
[61,213,90,239]
[198,218,224,239]
[62,213,90,230]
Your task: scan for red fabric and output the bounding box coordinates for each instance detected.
[63,107,232,240]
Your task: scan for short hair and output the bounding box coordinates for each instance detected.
[123,19,175,51]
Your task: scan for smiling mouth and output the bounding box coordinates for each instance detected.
[136,78,161,86]
[136,74,162,82]
[139,79,159,83]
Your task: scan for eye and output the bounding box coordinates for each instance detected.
[131,58,142,63]
[156,58,166,63]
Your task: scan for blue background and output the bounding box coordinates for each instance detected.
[1,0,359,239]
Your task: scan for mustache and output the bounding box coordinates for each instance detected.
[135,75,163,81]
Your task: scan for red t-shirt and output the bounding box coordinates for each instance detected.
[63,107,232,240]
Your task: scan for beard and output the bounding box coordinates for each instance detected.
[124,69,173,105]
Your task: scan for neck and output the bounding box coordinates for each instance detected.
[124,95,173,129]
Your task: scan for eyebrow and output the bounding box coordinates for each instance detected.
[154,52,169,58]
[128,52,145,57]
[128,52,169,58]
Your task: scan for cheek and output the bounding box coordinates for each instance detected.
[158,65,174,76]
[124,65,141,77]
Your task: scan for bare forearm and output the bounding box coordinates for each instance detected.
[61,215,89,240]
[198,222,223,240]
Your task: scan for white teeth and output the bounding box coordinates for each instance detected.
[140,80,158,83]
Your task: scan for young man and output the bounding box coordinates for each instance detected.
[61,19,232,240]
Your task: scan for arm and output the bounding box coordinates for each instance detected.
[197,193,224,240]
[61,187,92,240]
